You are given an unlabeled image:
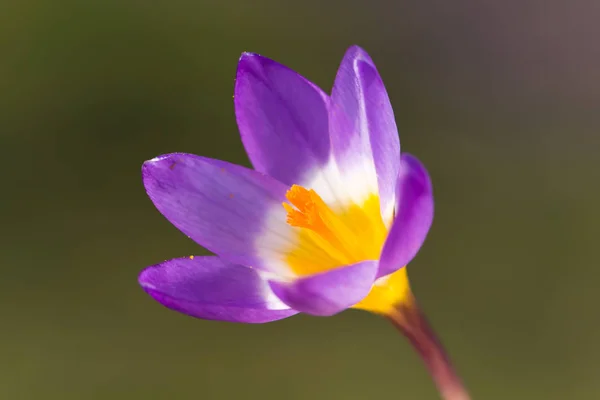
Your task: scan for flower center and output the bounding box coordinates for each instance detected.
[282,185,387,276]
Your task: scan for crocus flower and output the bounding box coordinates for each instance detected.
[139,46,470,400]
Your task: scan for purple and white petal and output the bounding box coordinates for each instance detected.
[139,256,298,323]
[330,46,400,222]
[268,260,379,316]
[235,53,337,191]
[377,154,434,278]
[143,153,296,276]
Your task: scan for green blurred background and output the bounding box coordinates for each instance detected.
[2,1,599,399]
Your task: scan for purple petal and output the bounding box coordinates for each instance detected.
[139,256,298,323]
[235,52,331,187]
[268,261,379,317]
[330,46,400,220]
[142,153,293,274]
[378,154,434,278]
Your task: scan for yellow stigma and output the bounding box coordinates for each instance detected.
[282,184,412,314]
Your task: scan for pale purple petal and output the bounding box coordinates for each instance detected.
[139,257,298,323]
[142,153,293,275]
[268,261,379,317]
[378,154,434,278]
[235,53,331,187]
[330,46,400,220]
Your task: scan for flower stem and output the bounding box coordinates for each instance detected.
[386,297,471,400]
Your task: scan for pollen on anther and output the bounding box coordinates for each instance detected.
[283,185,327,230]
[285,185,313,210]
[283,202,306,227]
[189,255,195,260]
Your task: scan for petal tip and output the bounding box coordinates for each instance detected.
[400,153,433,192]
[343,45,374,65]
[346,44,365,53]
[235,52,272,94]
[141,154,172,185]
[142,153,196,176]
[239,51,260,61]
[142,154,174,170]
[237,52,270,71]
[137,264,160,291]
